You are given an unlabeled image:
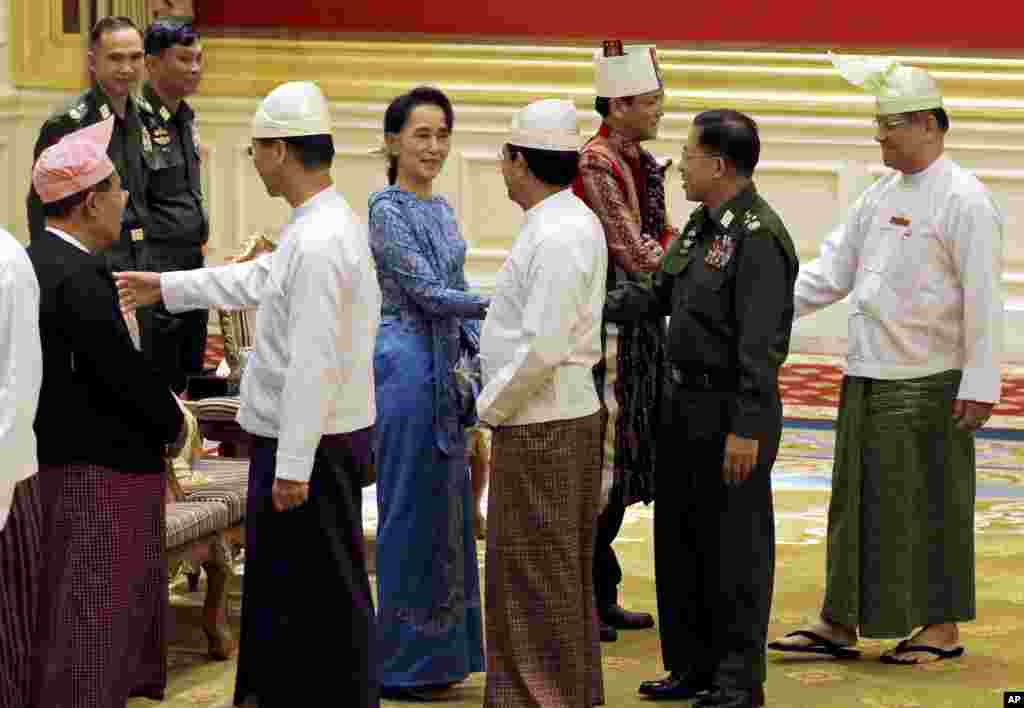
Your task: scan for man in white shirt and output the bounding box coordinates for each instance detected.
[768,55,1003,666]
[0,227,43,708]
[116,81,382,707]
[479,99,607,708]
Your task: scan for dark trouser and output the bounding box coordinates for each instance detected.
[234,429,379,708]
[138,242,208,394]
[139,305,208,394]
[654,384,780,689]
[593,494,626,611]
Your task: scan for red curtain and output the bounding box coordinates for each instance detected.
[196,1,1020,51]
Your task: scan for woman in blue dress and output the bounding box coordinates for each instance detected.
[369,86,489,700]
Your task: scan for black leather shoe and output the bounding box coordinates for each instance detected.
[694,685,765,707]
[380,686,438,701]
[637,672,714,699]
[601,604,655,630]
[600,620,618,642]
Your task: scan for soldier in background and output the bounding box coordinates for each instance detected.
[27,16,148,275]
[136,17,208,393]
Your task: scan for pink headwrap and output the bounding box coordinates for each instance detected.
[32,118,116,204]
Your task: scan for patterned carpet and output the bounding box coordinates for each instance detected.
[150,482,1024,708]
[156,342,1024,707]
[204,339,1024,430]
[780,354,1024,431]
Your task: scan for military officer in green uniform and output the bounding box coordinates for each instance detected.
[606,109,799,708]
[27,16,148,273]
[133,18,208,394]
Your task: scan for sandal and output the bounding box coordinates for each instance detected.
[880,639,964,665]
[767,630,861,659]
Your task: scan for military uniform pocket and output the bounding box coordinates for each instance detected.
[668,390,729,441]
[662,249,693,276]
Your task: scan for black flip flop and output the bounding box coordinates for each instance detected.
[767,630,862,659]
[879,639,965,665]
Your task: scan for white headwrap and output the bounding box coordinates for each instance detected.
[830,52,943,115]
[252,81,332,139]
[507,99,581,152]
[595,43,662,99]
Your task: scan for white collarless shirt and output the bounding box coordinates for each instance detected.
[46,225,91,254]
[0,229,42,531]
[162,187,382,482]
[795,155,1004,403]
[478,189,607,426]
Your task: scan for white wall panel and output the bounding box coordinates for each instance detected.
[5,53,1024,355]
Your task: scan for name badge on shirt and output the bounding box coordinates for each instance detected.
[889,215,912,238]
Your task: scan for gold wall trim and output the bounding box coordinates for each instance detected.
[11,3,1024,119]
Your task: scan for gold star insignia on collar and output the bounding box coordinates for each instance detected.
[160,106,171,121]
[720,210,735,228]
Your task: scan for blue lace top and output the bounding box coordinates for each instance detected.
[368,185,489,453]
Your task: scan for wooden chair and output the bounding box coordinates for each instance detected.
[165,461,238,660]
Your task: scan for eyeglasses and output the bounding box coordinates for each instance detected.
[678,152,722,168]
[874,114,913,131]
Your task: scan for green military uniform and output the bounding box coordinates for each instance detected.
[27,83,150,272]
[606,184,798,694]
[135,82,209,394]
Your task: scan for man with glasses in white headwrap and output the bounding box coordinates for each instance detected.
[116,81,381,707]
[768,54,1003,667]
[480,98,607,708]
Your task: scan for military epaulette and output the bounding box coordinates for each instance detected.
[742,210,763,233]
[134,94,154,114]
[743,206,785,239]
[66,100,89,123]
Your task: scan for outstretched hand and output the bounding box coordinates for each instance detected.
[113,271,163,311]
